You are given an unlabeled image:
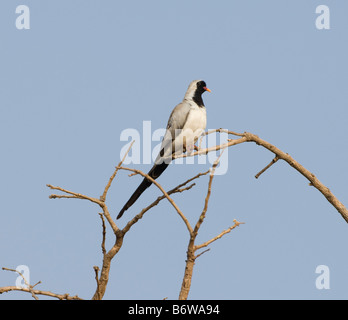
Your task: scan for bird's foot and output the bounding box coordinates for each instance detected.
[186,144,196,155]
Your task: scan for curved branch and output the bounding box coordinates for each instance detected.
[119,166,193,235]
[241,132,348,223]
[176,129,348,224]
[122,170,210,234]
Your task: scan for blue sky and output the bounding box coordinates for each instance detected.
[0,0,347,300]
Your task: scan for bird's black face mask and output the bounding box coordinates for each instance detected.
[193,81,210,107]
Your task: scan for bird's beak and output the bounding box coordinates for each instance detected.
[203,87,211,93]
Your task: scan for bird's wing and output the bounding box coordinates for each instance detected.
[155,102,192,163]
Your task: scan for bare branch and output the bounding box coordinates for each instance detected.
[195,248,210,259]
[173,136,247,160]
[46,144,138,301]
[1,267,37,299]
[93,266,101,300]
[91,234,124,300]
[179,151,228,300]
[1,267,82,300]
[255,156,280,179]
[176,129,348,223]
[195,220,244,251]
[192,149,226,238]
[0,286,83,300]
[122,170,210,240]
[122,183,194,233]
[41,127,347,301]
[119,166,193,235]
[202,128,244,138]
[49,194,79,199]
[240,132,348,223]
[47,184,102,206]
[2,267,30,287]
[101,140,135,202]
[122,169,211,234]
[32,281,41,289]
[98,213,107,255]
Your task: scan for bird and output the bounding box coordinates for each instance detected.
[117,80,211,219]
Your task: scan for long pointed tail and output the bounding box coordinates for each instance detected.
[117,162,169,219]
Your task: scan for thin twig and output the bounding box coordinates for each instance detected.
[101,140,135,202]
[1,267,38,300]
[2,267,30,288]
[195,248,210,259]
[49,194,80,199]
[32,281,42,289]
[173,136,247,160]
[47,184,102,205]
[255,156,280,179]
[195,220,244,251]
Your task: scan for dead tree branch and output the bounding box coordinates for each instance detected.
[255,156,280,179]
[176,129,348,224]
[118,166,193,235]
[195,220,245,251]
[122,170,210,234]
[0,267,82,300]
[178,150,243,300]
[242,131,348,223]
[45,142,207,300]
[3,128,346,300]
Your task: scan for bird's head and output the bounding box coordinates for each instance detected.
[184,80,211,106]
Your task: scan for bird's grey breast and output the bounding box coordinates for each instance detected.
[167,102,192,131]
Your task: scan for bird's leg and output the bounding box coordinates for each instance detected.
[186,144,195,155]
